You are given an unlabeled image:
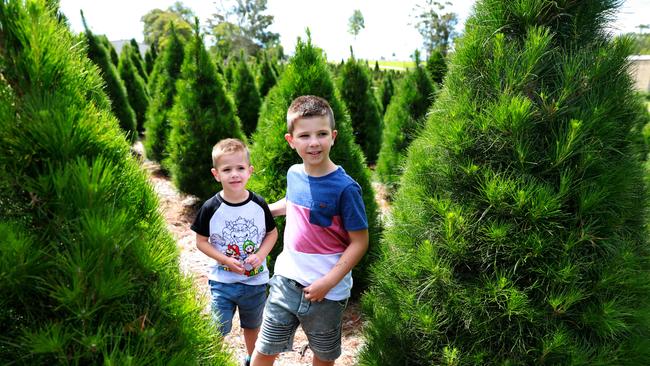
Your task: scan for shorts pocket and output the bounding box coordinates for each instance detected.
[309,200,336,227]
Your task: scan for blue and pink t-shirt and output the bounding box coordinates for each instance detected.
[274,164,368,300]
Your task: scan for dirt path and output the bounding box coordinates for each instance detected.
[141,156,366,365]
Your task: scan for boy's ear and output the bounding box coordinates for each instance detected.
[284,133,294,148]
[249,165,254,174]
[211,168,220,182]
[331,130,338,145]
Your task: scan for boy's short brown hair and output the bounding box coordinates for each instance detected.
[286,95,335,134]
[211,138,250,168]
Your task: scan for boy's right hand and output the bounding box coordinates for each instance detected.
[223,257,245,274]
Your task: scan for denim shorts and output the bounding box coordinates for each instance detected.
[209,280,267,335]
[255,275,348,361]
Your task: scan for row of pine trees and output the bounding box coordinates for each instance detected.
[2,0,649,364]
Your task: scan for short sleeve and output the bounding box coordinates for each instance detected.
[190,202,211,237]
[339,183,368,231]
[252,192,277,232]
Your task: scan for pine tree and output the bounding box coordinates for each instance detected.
[377,71,394,115]
[0,1,234,364]
[167,20,245,201]
[129,38,148,82]
[361,1,650,365]
[118,43,150,134]
[375,50,435,192]
[257,50,278,98]
[426,49,447,84]
[81,11,137,141]
[338,51,383,163]
[248,35,381,294]
[144,24,184,163]
[232,52,262,137]
[144,44,158,75]
[100,34,119,66]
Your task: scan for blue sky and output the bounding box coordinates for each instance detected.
[59,0,650,60]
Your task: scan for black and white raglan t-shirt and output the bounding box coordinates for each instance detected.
[191,190,276,285]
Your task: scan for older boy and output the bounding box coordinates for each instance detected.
[191,138,278,366]
[251,96,369,366]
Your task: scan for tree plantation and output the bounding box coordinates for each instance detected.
[2,0,649,365]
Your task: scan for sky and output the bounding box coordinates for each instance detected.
[59,0,650,61]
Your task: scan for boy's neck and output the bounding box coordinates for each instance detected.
[219,189,249,204]
[303,160,337,177]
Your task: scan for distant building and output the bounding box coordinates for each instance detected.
[629,55,650,92]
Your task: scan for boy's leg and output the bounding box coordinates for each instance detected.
[299,298,348,364]
[209,280,237,335]
[253,276,304,364]
[238,283,267,356]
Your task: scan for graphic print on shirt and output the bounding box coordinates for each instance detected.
[221,217,264,277]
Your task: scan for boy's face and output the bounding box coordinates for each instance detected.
[211,151,253,195]
[285,116,338,170]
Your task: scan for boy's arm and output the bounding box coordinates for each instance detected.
[244,227,278,269]
[196,233,245,274]
[303,229,369,302]
[268,198,286,217]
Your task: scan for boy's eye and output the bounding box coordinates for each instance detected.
[318,132,328,136]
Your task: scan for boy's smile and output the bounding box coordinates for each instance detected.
[211,151,253,201]
[285,116,338,176]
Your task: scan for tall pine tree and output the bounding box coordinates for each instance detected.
[375,50,435,193]
[118,43,150,134]
[257,50,278,98]
[232,51,262,137]
[0,1,234,364]
[81,11,137,141]
[338,50,383,163]
[167,20,245,201]
[248,34,381,294]
[144,24,184,163]
[361,1,650,365]
[129,38,148,82]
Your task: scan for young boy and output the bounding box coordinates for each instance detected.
[251,96,369,366]
[191,138,278,366]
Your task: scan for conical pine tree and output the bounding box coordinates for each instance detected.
[257,50,278,98]
[248,35,381,294]
[232,52,262,137]
[167,21,245,201]
[144,24,184,163]
[129,38,148,82]
[118,43,150,134]
[144,44,158,75]
[377,71,395,115]
[338,51,383,163]
[361,1,650,365]
[426,49,447,84]
[81,11,137,141]
[375,50,435,192]
[0,1,234,364]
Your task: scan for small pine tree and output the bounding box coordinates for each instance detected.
[232,52,262,137]
[129,38,148,82]
[0,1,234,364]
[167,20,245,201]
[338,52,383,163]
[361,1,650,365]
[81,11,137,141]
[100,34,119,66]
[118,43,150,134]
[426,49,447,84]
[144,24,185,163]
[375,50,435,192]
[257,51,278,98]
[144,44,158,75]
[248,35,381,294]
[377,71,395,115]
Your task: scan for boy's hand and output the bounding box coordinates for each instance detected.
[223,257,245,274]
[244,253,264,269]
[303,277,335,302]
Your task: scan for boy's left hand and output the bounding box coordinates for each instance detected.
[244,253,263,269]
[303,277,335,302]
